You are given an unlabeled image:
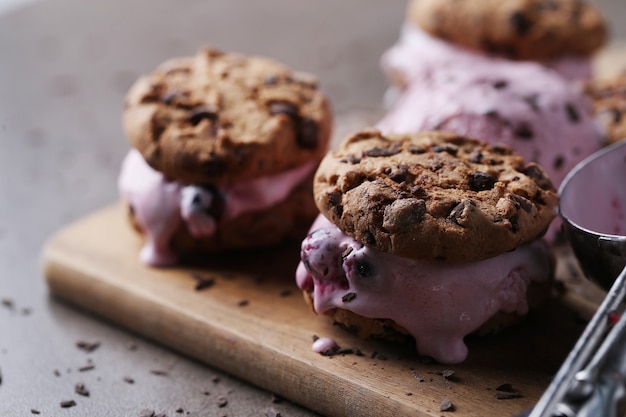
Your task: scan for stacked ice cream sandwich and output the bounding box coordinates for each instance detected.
[118,48,332,266]
[296,129,558,364]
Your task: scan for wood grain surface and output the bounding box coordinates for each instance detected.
[42,203,601,417]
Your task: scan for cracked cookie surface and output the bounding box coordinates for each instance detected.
[123,47,332,184]
[408,0,606,61]
[314,129,558,262]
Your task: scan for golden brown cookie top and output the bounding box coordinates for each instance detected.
[314,129,558,262]
[123,47,332,184]
[408,0,607,61]
[583,73,626,145]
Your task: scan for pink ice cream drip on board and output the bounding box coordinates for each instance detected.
[119,149,315,266]
[296,215,554,364]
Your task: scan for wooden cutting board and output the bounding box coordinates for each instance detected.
[42,202,602,417]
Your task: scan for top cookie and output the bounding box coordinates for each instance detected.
[583,73,626,145]
[123,47,332,184]
[408,0,607,61]
[314,129,558,262]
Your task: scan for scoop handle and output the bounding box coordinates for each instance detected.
[528,265,626,417]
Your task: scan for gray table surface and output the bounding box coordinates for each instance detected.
[1,0,624,416]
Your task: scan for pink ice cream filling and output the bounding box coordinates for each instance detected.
[119,149,316,266]
[296,215,553,364]
[381,23,593,93]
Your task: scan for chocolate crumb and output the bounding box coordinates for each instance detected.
[150,369,168,376]
[216,396,228,408]
[297,118,319,149]
[212,375,221,383]
[510,11,532,35]
[437,369,456,380]
[265,408,282,417]
[176,408,184,414]
[60,400,77,408]
[411,371,425,382]
[78,365,95,372]
[1,298,14,310]
[76,340,101,353]
[203,390,211,396]
[440,398,455,411]
[279,289,292,297]
[31,410,40,415]
[127,342,138,351]
[271,394,283,403]
[492,80,508,89]
[190,273,216,291]
[405,392,413,396]
[123,376,135,384]
[514,123,534,140]
[54,369,61,377]
[75,382,90,397]
[495,383,523,399]
[238,299,249,307]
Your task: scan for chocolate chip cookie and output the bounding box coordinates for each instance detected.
[123,47,332,185]
[408,0,607,61]
[314,129,558,262]
[583,73,626,144]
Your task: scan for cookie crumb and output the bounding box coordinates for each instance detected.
[150,369,168,376]
[265,408,282,417]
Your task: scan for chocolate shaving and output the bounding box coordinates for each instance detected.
[150,369,168,376]
[60,400,77,408]
[565,102,580,123]
[78,365,95,372]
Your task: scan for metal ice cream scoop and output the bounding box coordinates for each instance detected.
[529,141,626,417]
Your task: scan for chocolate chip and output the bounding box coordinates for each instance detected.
[492,80,508,89]
[123,376,135,384]
[356,260,374,279]
[411,186,427,198]
[469,171,497,191]
[565,103,580,123]
[432,144,458,156]
[78,365,95,372]
[484,110,499,118]
[470,151,484,164]
[269,101,298,118]
[188,107,218,125]
[449,200,475,225]
[523,94,540,112]
[161,90,190,107]
[553,155,565,170]
[297,118,319,149]
[510,11,532,35]
[200,184,225,220]
[30,410,40,414]
[509,194,533,212]
[202,156,224,178]
[238,299,249,307]
[362,231,376,245]
[389,166,409,183]
[510,215,520,232]
[363,146,400,157]
[523,164,554,190]
[339,155,361,164]
[408,145,426,154]
[342,292,356,303]
[514,123,534,140]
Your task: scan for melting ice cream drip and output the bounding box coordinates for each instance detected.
[296,215,553,364]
